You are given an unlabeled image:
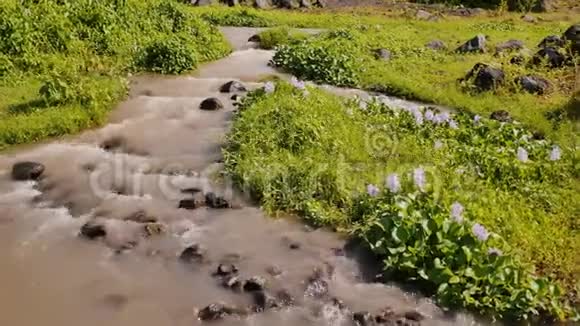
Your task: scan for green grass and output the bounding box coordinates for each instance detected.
[225,81,580,321]
[256,26,308,50]
[0,0,231,150]
[192,6,578,146]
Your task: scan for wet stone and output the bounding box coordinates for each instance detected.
[100,136,124,151]
[222,275,242,291]
[490,110,512,123]
[353,311,374,326]
[248,34,261,42]
[80,221,106,239]
[266,265,283,277]
[101,293,129,310]
[251,291,280,312]
[243,276,266,292]
[305,273,329,298]
[220,80,247,93]
[143,223,166,237]
[214,264,239,277]
[197,303,246,321]
[179,244,205,263]
[11,161,45,181]
[178,198,202,210]
[199,97,224,111]
[374,306,395,323]
[125,210,157,223]
[275,289,295,306]
[289,241,301,250]
[205,192,231,209]
[403,310,425,322]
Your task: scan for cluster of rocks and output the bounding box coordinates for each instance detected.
[455,24,579,95]
[187,0,327,9]
[191,256,425,325]
[199,80,247,111]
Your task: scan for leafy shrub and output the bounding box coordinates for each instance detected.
[135,37,198,74]
[272,37,362,87]
[351,181,570,320]
[257,26,308,50]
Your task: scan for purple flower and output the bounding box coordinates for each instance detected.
[472,223,489,241]
[549,146,561,161]
[366,184,379,197]
[264,81,275,94]
[433,112,450,124]
[450,202,464,223]
[414,110,424,125]
[488,247,503,256]
[517,147,528,163]
[474,115,481,124]
[386,173,401,193]
[434,140,443,150]
[413,168,426,190]
[290,76,305,90]
[424,110,435,121]
[448,119,458,129]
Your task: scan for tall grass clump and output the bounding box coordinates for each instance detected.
[225,79,580,321]
[0,0,231,150]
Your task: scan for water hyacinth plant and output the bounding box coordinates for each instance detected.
[351,171,569,320]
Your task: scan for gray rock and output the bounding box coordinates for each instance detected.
[300,0,312,8]
[563,24,580,54]
[495,39,525,54]
[426,40,447,50]
[521,14,537,23]
[197,303,247,321]
[80,221,106,239]
[220,80,247,93]
[532,47,566,68]
[243,276,267,292]
[179,244,205,263]
[254,0,271,9]
[248,34,261,43]
[279,0,300,9]
[515,75,551,95]
[374,48,391,61]
[215,264,239,276]
[415,10,432,20]
[222,275,242,291]
[205,192,231,208]
[353,311,374,326]
[538,35,565,48]
[490,110,512,123]
[196,0,215,6]
[533,0,553,12]
[404,310,426,322]
[315,0,327,7]
[200,97,224,111]
[11,161,45,181]
[456,34,487,53]
[464,63,504,91]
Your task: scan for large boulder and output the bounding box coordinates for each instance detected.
[463,63,505,91]
[532,47,566,68]
[563,24,580,54]
[456,34,487,53]
[515,75,551,95]
[11,161,45,181]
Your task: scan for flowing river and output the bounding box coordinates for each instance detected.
[0,27,484,326]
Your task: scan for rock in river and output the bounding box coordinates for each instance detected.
[200,97,224,111]
[11,161,45,181]
[80,221,107,239]
[180,244,206,263]
[219,80,247,93]
[243,276,267,292]
[197,302,248,321]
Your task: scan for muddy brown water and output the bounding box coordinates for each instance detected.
[0,28,483,326]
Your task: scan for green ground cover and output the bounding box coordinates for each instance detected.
[0,0,231,150]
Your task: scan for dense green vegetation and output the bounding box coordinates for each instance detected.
[194,6,578,146]
[0,0,231,150]
[256,26,308,50]
[225,80,579,321]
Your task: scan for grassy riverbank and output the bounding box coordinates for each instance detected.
[225,80,579,321]
[193,6,578,146]
[0,0,231,150]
